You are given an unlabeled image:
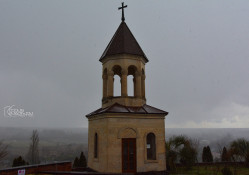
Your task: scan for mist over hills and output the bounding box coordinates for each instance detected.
[2,127,248,142]
[0,127,88,143]
[166,128,249,146]
[0,127,248,168]
[165,128,249,160]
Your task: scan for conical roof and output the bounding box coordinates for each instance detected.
[99,22,148,62]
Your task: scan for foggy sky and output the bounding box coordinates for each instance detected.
[0,0,249,128]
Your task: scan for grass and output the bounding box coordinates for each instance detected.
[170,165,249,175]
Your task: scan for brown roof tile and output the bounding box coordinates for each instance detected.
[99,22,148,62]
[86,103,168,118]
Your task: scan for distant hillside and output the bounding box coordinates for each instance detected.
[1,127,249,168]
[0,127,88,143]
[165,128,249,147]
[0,127,88,168]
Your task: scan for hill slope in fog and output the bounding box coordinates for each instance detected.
[0,127,248,168]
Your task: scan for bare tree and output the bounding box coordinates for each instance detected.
[0,141,8,162]
[27,130,39,164]
[217,143,223,160]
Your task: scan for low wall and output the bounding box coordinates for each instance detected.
[0,161,72,175]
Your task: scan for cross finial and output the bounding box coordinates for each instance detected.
[118,2,127,22]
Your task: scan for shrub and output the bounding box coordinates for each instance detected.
[221,167,232,175]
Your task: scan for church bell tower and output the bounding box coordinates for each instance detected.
[86,3,168,173]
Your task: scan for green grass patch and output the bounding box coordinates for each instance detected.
[170,165,249,175]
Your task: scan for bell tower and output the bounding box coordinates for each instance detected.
[86,3,168,174]
[100,20,148,108]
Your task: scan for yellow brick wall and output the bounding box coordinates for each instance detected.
[87,113,166,173]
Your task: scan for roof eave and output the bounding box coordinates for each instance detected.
[99,53,149,63]
[86,110,168,118]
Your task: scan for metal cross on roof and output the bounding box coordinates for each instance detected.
[118,2,127,22]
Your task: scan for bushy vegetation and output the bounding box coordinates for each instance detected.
[73,151,87,168]
[221,147,230,162]
[166,136,249,174]
[166,136,198,170]
[221,167,233,175]
[229,138,249,163]
[202,146,213,163]
[12,156,28,167]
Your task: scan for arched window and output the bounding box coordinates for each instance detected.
[127,75,134,96]
[128,65,137,97]
[112,65,122,97]
[94,133,98,158]
[146,133,156,160]
[114,75,121,96]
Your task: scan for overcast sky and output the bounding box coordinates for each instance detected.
[0,0,248,128]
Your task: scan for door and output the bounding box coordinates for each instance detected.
[122,138,136,173]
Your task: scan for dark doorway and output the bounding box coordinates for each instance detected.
[122,138,136,173]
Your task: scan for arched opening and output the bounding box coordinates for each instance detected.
[127,75,134,96]
[146,133,156,160]
[94,133,98,158]
[114,75,121,96]
[128,65,137,97]
[112,65,122,97]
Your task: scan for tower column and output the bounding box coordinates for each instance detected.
[107,70,114,97]
[102,74,108,99]
[141,74,146,98]
[121,70,128,97]
[135,71,142,98]
[133,77,136,97]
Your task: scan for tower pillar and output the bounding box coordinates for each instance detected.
[121,70,128,97]
[102,74,108,99]
[135,71,142,98]
[107,70,114,97]
[142,74,146,98]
